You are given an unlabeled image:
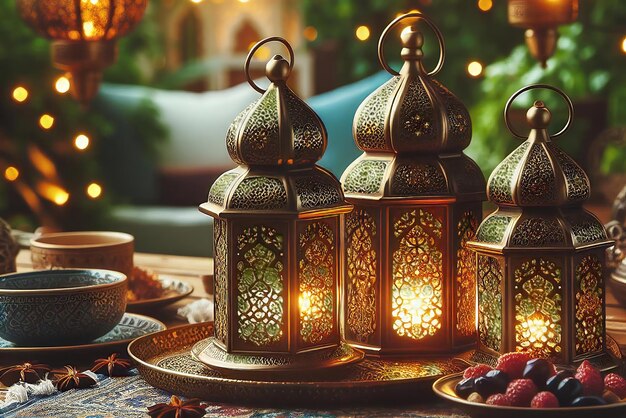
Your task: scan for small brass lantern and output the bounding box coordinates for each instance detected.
[341,13,486,356]
[508,0,578,68]
[194,38,363,374]
[469,84,617,370]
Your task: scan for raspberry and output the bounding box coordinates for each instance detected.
[531,391,559,408]
[486,393,511,406]
[575,360,604,396]
[496,352,530,379]
[604,373,626,399]
[505,378,538,406]
[463,364,492,379]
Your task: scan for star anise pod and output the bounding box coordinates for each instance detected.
[147,395,207,418]
[91,353,132,377]
[0,362,50,386]
[52,366,97,392]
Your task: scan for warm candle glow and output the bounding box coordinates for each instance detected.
[74,134,90,150]
[467,60,484,77]
[4,167,19,182]
[518,311,558,355]
[82,21,95,38]
[621,36,626,54]
[477,0,493,12]
[55,76,71,93]
[39,114,54,130]
[86,182,102,198]
[355,25,371,41]
[12,86,29,102]
[37,182,69,205]
[303,26,318,42]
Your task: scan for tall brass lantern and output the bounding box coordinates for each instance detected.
[508,0,578,68]
[341,13,486,356]
[469,84,618,370]
[194,37,363,374]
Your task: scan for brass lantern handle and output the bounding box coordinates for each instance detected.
[378,11,445,77]
[245,37,295,94]
[504,84,574,140]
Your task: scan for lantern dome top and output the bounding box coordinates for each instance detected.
[201,38,351,218]
[487,85,590,208]
[226,46,326,167]
[352,13,471,154]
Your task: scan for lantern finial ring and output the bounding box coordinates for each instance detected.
[245,37,295,94]
[504,84,574,140]
[378,11,445,77]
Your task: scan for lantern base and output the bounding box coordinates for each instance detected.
[471,339,623,373]
[51,40,117,106]
[191,337,364,376]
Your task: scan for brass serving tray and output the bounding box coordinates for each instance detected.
[434,372,626,418]
[128,322,470,406]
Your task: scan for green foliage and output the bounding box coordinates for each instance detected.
[0,1,166,230]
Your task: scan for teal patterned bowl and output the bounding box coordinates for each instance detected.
[0,269,127,346]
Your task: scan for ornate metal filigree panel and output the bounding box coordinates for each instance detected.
[431,80,471,151]
[239,88,280,165]
[208,172,240,206]
[456,211,478,337]
[390,162,447,196]
[514,258,562,357]
[564,211,608,245]
[214,219,228,344]
[343,160,388,195]
[477,255,503,351]
[226,102,256,165]
[298,222,335,344]
[510,217,566,247]
[519,144,556,205]
[230,177,288,210]
[285,89,325,163]
[397,79,437,150]
[345,208,377,343]
[236,225,285,346]
[391,209,443,340]
[476,215,512,244]
[553,146,590,203]
[354,76,400,151]
[575,255,603,355]
[489,141,530,204]
[294,173,343,209]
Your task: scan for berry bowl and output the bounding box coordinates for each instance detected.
[0,269,127,346]
[433,372,626,418]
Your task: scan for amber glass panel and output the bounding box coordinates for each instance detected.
[456,211,478,337]
[514,258,562,357]
[477,255,503,351]
[298,222,335,344]
[391,209,443,340]
[575,254,603,355]
[345,208,377,343]
[236,225,285,346]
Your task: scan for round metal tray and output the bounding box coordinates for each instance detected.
[128,322,470,407]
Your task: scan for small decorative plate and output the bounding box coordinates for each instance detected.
[127,277,193,313]
[129,322,470,407]
[433,372,626,418]
[0,313,166,356]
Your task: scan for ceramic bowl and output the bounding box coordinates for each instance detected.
[0,269,127,346]
[30,231,134,278]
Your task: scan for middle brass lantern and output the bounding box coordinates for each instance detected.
[340,13,486,356]
[194,38,363,374]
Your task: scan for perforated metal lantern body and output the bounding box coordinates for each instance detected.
[468,86,616,370]
[507,0,578,68]
[340,16,486,356]
[197,45,362,375]
[16,0,147,104]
